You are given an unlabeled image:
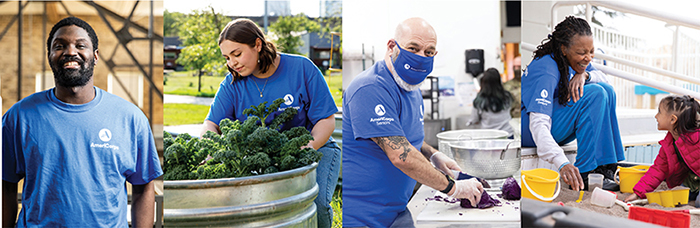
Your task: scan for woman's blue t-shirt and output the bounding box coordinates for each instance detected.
[206,53,338,131]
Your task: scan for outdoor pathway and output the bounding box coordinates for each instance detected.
[164,94,213,137]
[164,94,214,105]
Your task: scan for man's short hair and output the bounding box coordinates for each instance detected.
[46,16,99,53]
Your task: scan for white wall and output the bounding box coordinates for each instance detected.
[500,1,521,44]
[342,0,502,128]
[521,1,574,66]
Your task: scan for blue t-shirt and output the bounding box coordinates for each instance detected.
[522,54,598,117]
[206,53,338,132]
[342,60,425,227]
[2,87,163,227]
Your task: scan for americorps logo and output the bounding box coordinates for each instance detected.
[404,63,410,70]
[419,104,424,125]
[284,94,294,105]
[99,128,112,142]
[536,89,552,106]
[91,128,119,150]
[375,104,386,116]
[370,104,394,126]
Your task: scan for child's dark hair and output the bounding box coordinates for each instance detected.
[533,16,592,106]
[660,95,700,144]
[47,17,99,53]
[218,18,277,81]
[473,68,513,113]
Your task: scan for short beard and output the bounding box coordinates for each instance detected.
[51,57,94,88]
[391,67,423,91]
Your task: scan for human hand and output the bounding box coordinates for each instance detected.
[301,142,313,150]
[430,152,463,179]
[450,178,484,207]
[624,194,639,203]
[569,71,587,103]
[560,164,584,191]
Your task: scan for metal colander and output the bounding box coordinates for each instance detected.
[449,140,521,179]
[436,129,510,159]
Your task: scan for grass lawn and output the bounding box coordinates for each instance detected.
[331,187,342,228]
[324,74,343,108]
[165,70,342,106]
[164,70,225,97]
[164,103,210,126]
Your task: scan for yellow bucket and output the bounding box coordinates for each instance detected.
[614,165,650,193]
[660,190,675,207]
[646,191,661,206]
[521,168,561,202]
[671,188,690,206]
[645,188,690,207]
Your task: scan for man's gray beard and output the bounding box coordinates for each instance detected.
[391,68,424,91]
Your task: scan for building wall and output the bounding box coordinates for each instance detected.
[0,7,163,125]
[521,1,574,67]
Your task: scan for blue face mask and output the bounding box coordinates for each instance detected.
[392,41,434,85]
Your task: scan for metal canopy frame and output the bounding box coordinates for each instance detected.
[1,0,163,125]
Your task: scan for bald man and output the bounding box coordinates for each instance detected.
[342,18,484,227]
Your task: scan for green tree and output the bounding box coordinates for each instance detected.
[176,6,228,92]
[268,13,320,55]
[317,6,342,71]
[164,9,185,37]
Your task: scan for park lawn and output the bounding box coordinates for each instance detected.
[164,103,210,126]
[165,70,341,107]
[164,71,224,97]
[331,187,342,228]
[324,74,343,108]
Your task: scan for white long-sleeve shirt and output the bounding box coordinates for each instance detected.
[529,112,570,170]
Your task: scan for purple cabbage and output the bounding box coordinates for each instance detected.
[457,172,491,188]
[425,195,459,204]
[500,177,521,200]
[460,190,501,209]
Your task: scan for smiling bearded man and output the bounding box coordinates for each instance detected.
[2,16,163,228]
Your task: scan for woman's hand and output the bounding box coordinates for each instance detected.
[301,141,314,150]
[560,163,585,191]
[624,193,639,202]
[569,71,587,103]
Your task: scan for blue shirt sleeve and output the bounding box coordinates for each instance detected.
[206,75,236,127]
[2,110,24,183]
[523,57,559,117]
[347,85,405,139]
[303,58,338,124]
[125,114,163,185]
[586,63,597,72]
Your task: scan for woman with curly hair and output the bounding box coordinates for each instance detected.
[522,16,625,192]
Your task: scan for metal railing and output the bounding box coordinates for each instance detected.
[538,1,700,106]
[522,42,700,100]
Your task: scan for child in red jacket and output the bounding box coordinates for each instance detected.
[625,95,700,207]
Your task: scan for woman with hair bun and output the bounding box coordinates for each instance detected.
[200,18,340,227]
[522,16,625,192]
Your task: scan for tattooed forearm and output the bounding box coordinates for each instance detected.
[372,136,413,162]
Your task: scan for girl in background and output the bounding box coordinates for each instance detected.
[467,68,515,138]
[625,95,700,207]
